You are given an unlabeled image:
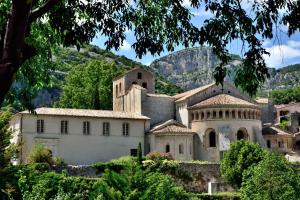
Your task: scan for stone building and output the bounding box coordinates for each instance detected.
[11,67,268,164]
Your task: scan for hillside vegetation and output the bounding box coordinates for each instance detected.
[32,45,183,108]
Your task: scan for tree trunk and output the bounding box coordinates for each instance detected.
[0,63,15,105]
[0,0,33,106]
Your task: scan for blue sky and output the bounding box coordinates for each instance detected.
[91,1,300,69]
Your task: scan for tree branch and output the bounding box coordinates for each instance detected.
[29,0,60,22]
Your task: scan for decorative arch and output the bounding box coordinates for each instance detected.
[191,113,195,121]
[225,110,230,118]
[213,110,217,119]
[201,112,204,120]
[232,110,236,119]
[219,110,223,119]
[237,128,249,140]
[205,128,217,147]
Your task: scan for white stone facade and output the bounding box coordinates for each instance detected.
[11,67,269,164]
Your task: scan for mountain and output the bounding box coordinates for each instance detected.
[149,47,241,90]
[149,47,300,93]
[33,45,183,108]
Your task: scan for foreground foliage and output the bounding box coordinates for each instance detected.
[240,152,300,200]
[7,156,196,200]
[220,140,265,188]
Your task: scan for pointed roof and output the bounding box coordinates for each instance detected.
[113,67,154,81]
[188,94,258,109]
[173,83,215,102]
[150,119,195,135]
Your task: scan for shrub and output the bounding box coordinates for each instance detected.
[53,157,67,167]
[220,140,265,188]
[26,143,54,165]
[146,151,174,162]
[240,151,300,200]
[93,162,125,174]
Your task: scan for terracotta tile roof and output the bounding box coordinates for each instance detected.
[275,102,300,110]
[262,126,293,136]
[19,107,150,120]
[150,119,195,135]
[147,93,174,98]
[189,94,257,109]
[256,98,269,104]
[173,83,215,102]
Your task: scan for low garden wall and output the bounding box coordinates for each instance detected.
[177,163,234,193]
[52,162,234,193]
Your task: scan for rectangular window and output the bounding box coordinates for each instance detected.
[137,72,142,79]
[103,122,110,136]
[83,121,90,135]
[122,123,130,136]
[37,119,44,133]
[60,120,68,134]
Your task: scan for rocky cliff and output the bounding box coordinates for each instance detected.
[149,47,300,93]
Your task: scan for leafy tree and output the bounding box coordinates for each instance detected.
[1,0,300,106]
[220,140,265,188]
[240,151,300,200]
[271,86,300,105]
[0,107,18,199]
[54,60,122,110]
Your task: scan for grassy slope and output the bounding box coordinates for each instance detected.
[52,45,183,96]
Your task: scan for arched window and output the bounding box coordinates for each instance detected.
[116,85,118,97]
[207,130,217,147]
[232,110,236,119]
[225,110,229,118]
[179,144,184,154]
[166,144,170,153]
[191,113,195,120]
[219,110,223,119]
[213,111,217,119]
[195,112,199,120]
[244,111,247,119]
[237,128,248,140]
[207,111,211,119]
[201,112,204,120]
[238,111,241,118]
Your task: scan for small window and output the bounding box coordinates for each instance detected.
[179,144,184,154]
[232,111,236,119]
[123,123,130,136]
[267,140,271,148]
[142,82,147,89]
[166,144,170,153]
[219,111,223,118]
[209,131,216,147]
[61,120,68,134]
[116,85,118,97]
[103,122,110,136]
[130,149,138,156]
[138,72,142,79]
[37,119,44,133]
[83,121,90,135]
[278,141,283,148]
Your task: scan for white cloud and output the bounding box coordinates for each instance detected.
[263,41,300,68]
[191,9,214,18]
[181,0,191,7]
[120,40,131,50]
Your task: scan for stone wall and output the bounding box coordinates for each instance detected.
[52,163,233,193]
[176,163,234,193]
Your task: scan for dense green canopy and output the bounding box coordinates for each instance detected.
[0,0,300,107]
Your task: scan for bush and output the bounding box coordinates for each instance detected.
[26,143,54,165]
[146,151,174,162]
[240,151,300,200]
[220,140,265,188]
[53,157,67,167]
